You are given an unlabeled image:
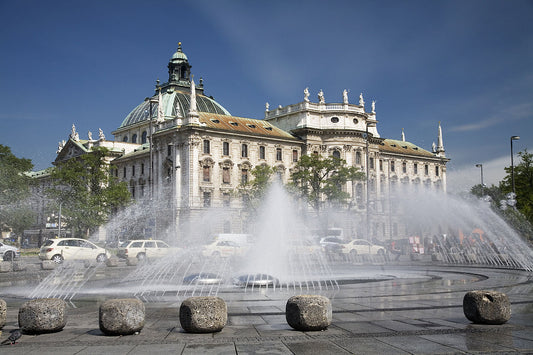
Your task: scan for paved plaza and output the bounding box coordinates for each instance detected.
[0,258,532,354]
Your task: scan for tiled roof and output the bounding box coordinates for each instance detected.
[380,139,435,158]
[198,113,297,140]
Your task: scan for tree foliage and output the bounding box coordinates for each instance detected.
[47,147,131,238]
[238,165,276,213]
[500,149,533,224]
[289,154,365,214]
[0,145,35,235]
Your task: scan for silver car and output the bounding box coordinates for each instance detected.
[0,241,20,261]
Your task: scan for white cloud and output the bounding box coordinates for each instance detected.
[448,102,532,133]
[447,154,510,193]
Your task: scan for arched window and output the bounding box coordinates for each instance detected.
[132,134,137,144]
[355,151,361,165]
[141,131,147,144]
[123,136,128,142]
[332,150,341,159]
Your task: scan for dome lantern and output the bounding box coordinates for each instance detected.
[168,42,191,84]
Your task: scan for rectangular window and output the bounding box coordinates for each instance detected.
[379,159,383,171]
[369,157,374,169]
[435,166,439,176]
[203,140,210,154]
[203,166,210,182]
[292,150,298,162]
[402,162,407,173]
[259,146,265,159]
[276,148,282,161]
[425,164,429,175]
[223,142,229,156]
[132,165,135,176]
[203,192,211,207]
[223,193,230,207]
[241,144,248,158]
[167,144,172,156]
[414,163,418,174]
[141,163,144,175]
[391,161,395,172]
[241,169,248,184]
[123,166,126,178]
[222,167,230,184]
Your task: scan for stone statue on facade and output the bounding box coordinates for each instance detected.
[98,128,105,141]
[304,87,310,102]
[70,124,79,141]
[265,102,269,111]
[87,131,93,141]
[343,89,349,104]
[432,142,436,153]
[371,100,376,113]
[56,140,65,154]
[359,93,365,107]
[318,90,325,104]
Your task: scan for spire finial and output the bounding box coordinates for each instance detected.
[436,121,445,157]
[401,128,405,142]
[178,42,182,51]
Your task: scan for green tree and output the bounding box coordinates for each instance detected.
[289,154,365,214]
[238,165,276,213]
[48,147,131,238]
[0,145,35,238]
[500,149,533,224]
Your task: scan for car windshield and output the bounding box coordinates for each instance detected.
[42,240,55,247]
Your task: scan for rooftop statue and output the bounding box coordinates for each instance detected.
[304,87,310,102]
[371,100,376,113]
[98,128,105,141]
[343,89,349,104]
[70,124,79,141]
[265,102,269,111]
[359,93,365,107]
[318,90,325,104]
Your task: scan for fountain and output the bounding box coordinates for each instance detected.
[13,180,533,302]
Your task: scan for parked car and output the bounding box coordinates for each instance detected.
[202,240,247,258]
[0,241,20,261]
[183,273,224,285]
[38,238,110,263]
[117,239,177,260]
[232,273,280,287]
[319,237,344,253]
[340,239,387,256]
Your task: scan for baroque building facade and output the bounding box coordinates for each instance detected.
[35,44,448,242]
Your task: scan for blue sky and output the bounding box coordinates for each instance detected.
[1,0,531,191]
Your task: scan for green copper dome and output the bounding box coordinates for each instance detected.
[171,42,188,62]
[119,89,231,128]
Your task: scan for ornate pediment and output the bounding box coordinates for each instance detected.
[54,139,88,164]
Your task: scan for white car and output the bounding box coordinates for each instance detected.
[39,238,110,263]
[202,240,247,257]
[117,239,177,260]
[0,241,20,261]
[340,239,386,256]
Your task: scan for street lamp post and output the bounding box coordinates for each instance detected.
[475,164,484,195]
[510,136,520,196]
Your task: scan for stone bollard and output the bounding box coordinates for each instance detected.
[0,299,6,329]
[463,290,511,325]
[19,298,67,334]
[126,257,138,266]
[286,295,332,331]
[41,260,57,270]
[13,260,26,271]
[105,257,119,267]
[99,298,145,335]
[0,261,12,273]
[179,296,227,333]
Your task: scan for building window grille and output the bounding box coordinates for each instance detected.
[242,144,248,158]
[203,140,210,154]
[222,167,230,184]
[276,148,282,161]
[241,169,248,184]
[203,166,210,182]
[223,142,229,156]
[292,150,298,162]
[356,151,361,165]
[259,146,265,159]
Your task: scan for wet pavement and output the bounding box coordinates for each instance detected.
[0,258,532,354]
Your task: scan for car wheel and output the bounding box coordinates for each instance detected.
[96,254,107,263]
[377,249,385,256]
[350,249,358,256]
[137,253,146,261]
[51,254,64,264]
[3,251,14,261]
